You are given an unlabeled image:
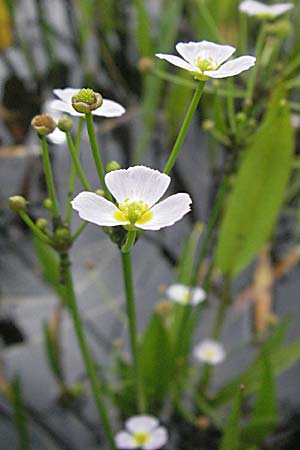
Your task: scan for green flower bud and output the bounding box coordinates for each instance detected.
[54,228,70,241]
[71,88,103,114]
[8,195,27,211]
[236,112,247,123]
[31,114,56,136]
[106,160,121,172]
[266,20,292,38]
[36,218,48,229]
[43,198,53,210]
[57,115,73,132]
[95,189,105,197]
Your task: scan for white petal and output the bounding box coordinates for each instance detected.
[193,339,226,365]
[206,55,256,78]
[53,88,79,103]
[71,191,129,227]
[239,0,293,17]
[176,41,236,67]
[143,427,168,450]
[137,193,192,231]
[47,128,66,145]
[50,99,81,117]
[126,416,159,434]
[93,99,126,118]
[155,53,197,73]
[166,284,206,305]
[105,166,171,207]
[115,431,138,449]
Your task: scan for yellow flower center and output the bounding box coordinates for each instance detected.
[134,432,150,446]
[114,199,153,225]
[194,57,218,81]
[205,349,216,361]
[181,292,191,303]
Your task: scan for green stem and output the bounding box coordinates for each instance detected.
[62,253,116,449]
[41,136,60,219]
[239,12,248,55]
[19,210,52,245]
[121,251,145,412]
[246,23,266,101]
[71,221,88,243]
[85,113,112,200]
[163,81,206,174]
[227,78,236,133]
[65,118,84,223]
[66,128,91,192]
[121,230,137,253]
[191,175,229,286]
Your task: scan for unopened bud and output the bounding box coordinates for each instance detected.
[95,189,105,197]
[8,195,27,211]
[54,228,70,241]
[36,218,48,229]
[58,115,73,132]
[202,119,214,131]
[71,88,103,114]
[266,19,292,38]
[31,114,56,136]
[138,57,154,73]
[106,160,121,172]
[236,112,246,123]
[43,198,53,210]
[154,301,173,317]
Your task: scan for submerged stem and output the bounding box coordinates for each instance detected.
[163,81,205,174]
[121,251,146,412]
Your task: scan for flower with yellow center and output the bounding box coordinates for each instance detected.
[166,283,206,306]
[239,0,293,19]
[115,415,168,450]
[156,40,256,80]
[193,339,226,365]
[71,166,192,231]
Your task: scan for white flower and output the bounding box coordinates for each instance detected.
[71,166,192,231]
[49,88,126,117]
[239,0,293,18]
[166,283,206,306]
[193,339,226,365]
[156,41,256,80]
[43,100,66,145]
[115,415,168,450]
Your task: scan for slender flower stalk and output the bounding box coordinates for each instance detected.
[18,210,52,245]
[40,136,60,219]
[65,117,84,223]
[70,221,88,243]
[121,251,146,412]
[85,112,112,200]
[62,253,116,449]
[246,23,267,100]
[163,81,205,174]
[66,128,91,192]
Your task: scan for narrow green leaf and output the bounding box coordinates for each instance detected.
[11,377,30,450]
[140,313,173,412]
[133,0,153,57]
[219,386,243,450]
[43,322,64,384]
[241,417,278,446]
[177,223,204,285]
[216,88,294,276]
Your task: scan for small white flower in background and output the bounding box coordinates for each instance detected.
[43,100,66,145]
[49,88,126,118]
[166,283,206,306]
[72,166,192,231]
[291,114,300,129]
[156,41,256,80]
[193,339,226,365]
[239,0,293,18]
[115,415,168,450]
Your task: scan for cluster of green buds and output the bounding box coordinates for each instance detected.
[71,88,103,114]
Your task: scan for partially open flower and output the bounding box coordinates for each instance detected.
[31,114,56,136]
[72,166,192,231]
[239,0,293,19]
[115,415,168,450]
[50,88,126,118]
[156,41,256,80]
[71,88,103,114]
[193,339,226,365]
[166,283,206,306]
